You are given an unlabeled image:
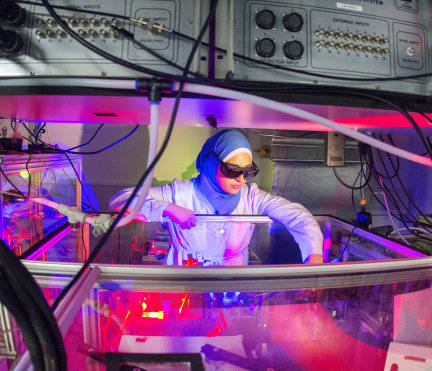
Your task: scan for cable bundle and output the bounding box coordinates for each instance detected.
[0,239,66,370]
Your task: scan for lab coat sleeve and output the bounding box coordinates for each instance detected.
[248,183,323,262]
[109,184,173,222]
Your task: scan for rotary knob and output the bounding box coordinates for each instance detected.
[283,12,303,32]
[0,27,22,54]
[284,40,303,60]
[255,9,275,30]
[0,1,26,26]
[256,38,276,57]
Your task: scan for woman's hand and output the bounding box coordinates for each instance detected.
[304,254,324,264]
[163,204,197,229]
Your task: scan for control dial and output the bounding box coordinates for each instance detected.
[0,27,22,54]
[283,12,303,32]
[255,9,275,30]
[256,38,276,58]
[284,40,303,60]
[0,1,26,26]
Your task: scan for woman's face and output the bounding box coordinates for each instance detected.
[215,152,252,194]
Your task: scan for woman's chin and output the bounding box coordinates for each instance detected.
[228,185,243,194]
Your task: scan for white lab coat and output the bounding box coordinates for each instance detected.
[110,179,323,266]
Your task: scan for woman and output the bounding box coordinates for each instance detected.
[110,129,323,266]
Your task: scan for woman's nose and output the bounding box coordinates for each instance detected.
[235,174,245,182]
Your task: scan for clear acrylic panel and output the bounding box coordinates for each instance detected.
[53,264,432,371]
[93,216,421,267]
[1,154,81,256]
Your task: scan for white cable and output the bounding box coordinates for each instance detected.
[371,150,412,246]
[0,77,136,90]
[390,227,432,238]
[30,197,59,210]
[116,102,159,227]
[4,77,431,168]
[179,83,432,168]
[29,197,112,237]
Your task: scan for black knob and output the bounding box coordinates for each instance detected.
[256,38,276,58]
[0,1,26,26]
[255,9,275,30]
[0,27,22,54]
[284,40,303,60]
[283,12,303,32]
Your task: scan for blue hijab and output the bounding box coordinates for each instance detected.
[195,129,252,215]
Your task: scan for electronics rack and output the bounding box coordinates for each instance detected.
[0,0,205,77]
[216,0,432,97]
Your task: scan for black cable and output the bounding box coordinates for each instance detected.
[359,153,364,198]
[64,124,139,155]
[25,153,32,197]
[10,120,31,143]
[351,179,357,214]
[391,102,432,159]
[0,165,27,199]
[360,159,405,223]
[6,122,139,212]
[418,111,432,123]
[63,152,98,213]
[81,223,87,261]
[33,123,39,146]
[362,146,410,228]
[339,223,359,261]
[34,122,46,145]
[402,103,432,127]
[376,135,416,221]
[366,147,417,228]
[51,0,219,311]
[21,122,35,145]
[0,239,67,370]
[0,276,56,370]
[373,137,400,180]
[368,159,411,222]
[367,144,406,219]
[20,122,48,149]
[15,123,130,157]
[292,89,432,160]
[111,25,204,79]
[41,0,203,83]
[3,122,132,212]
[354,153,365,213]
[387,135,432,226]
[374,141,418,224]
[362,147,413,223]
[0,277,45,370]
[18,0,432,84]
[333,165,371,191]
[332,144,372,191]
[63,123,104,152]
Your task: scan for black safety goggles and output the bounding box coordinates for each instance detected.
[213,153,259,180]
